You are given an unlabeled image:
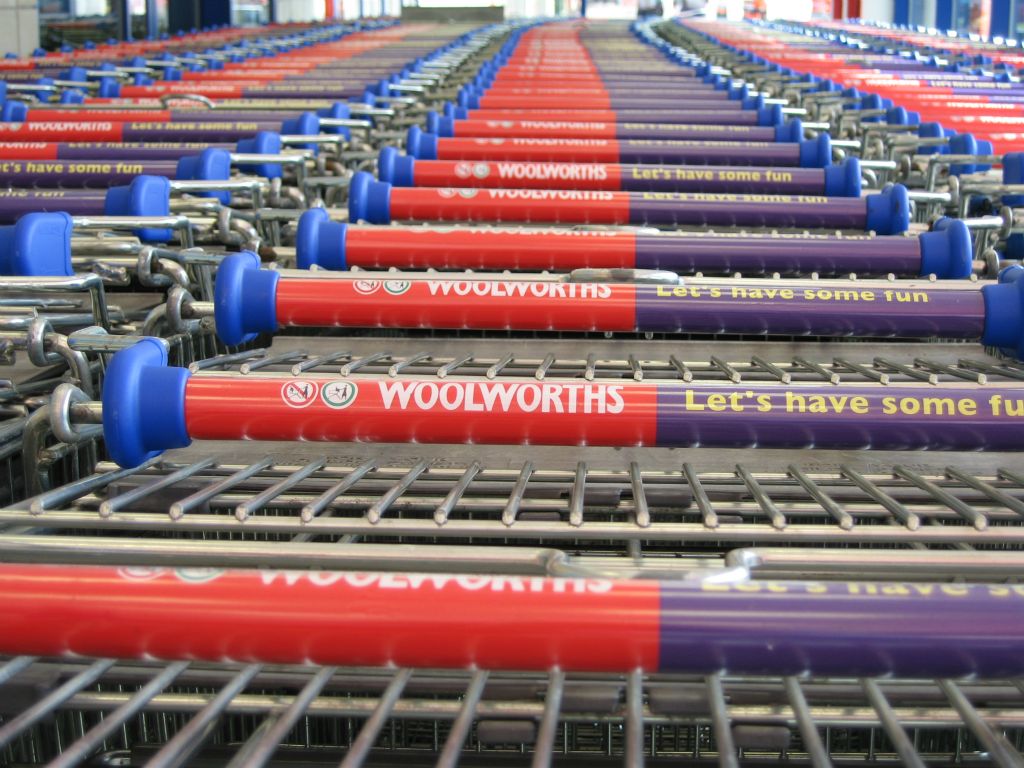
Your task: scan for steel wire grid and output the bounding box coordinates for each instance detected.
[5,340,1024,765]
[11,338,1024,566]
[3,658,1024,767]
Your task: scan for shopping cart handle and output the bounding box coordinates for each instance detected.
[296,207,346,270]
[348,171,391,224]
[922,218,974,279]
[377,145,415,187]
[1001,153,1024,210]
[214,250,278,346]
[350,173,908,232]
[982,265,1024,359]
[866,185,911,235]
[103,175,172,242]
[948,133,994,175]
[315,102,353,138]
[102,336,190,468]
[406,125,437,160]
[175,147,232,204]
[293,209,970,278]
[0,211,72,276]
[279,111,322,151]
[235,130,283,179]
[386,148,859,197]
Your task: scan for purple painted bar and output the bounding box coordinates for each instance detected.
[607,98,744,110]
[0,159,176,188]
[654,383,1022,451]
[58,143,231,160]
[619,142,801,166]
[628,193,865,228]
[634,283,986,336]
[491,86,725,97]
[634,233,921,274]
[242,86,364,99]
[622,167,825,195]
[618,110,760,125]
[614,124,778,141]
[659,579,1024,677]
[0,188,104,219]
[953,87,1024,96]
[168,110,306,123]
[120,122,278,142]
[467,108,761,125]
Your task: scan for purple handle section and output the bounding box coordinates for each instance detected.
[635,283,986,336]
[0,159,176,188]
[605,98,746,111]
[0,189,104,220]
[243,87,363,99]
[628,194,865,228]
[660,579,1024,677]
[619,142,800,166]
[654,383,1021,451]
[121,122,278,142]
[169,110,303,122]
[58,143,230,160]
[954,87,1024,96]
[635,233,921,275]
[622,168,825,195]
[602,109,762,125]
[615,125,776,141]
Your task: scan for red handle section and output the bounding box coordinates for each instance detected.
[387,187,630,224]
[0,563,661,672]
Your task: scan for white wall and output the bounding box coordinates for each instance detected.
[859,0,894,22]
[703,0,743,20]
[505,0,562,16]
[274,0,326,22]
[764,0,812,20]
[0,0,39,57]
[70,0,108,14]
[914,0,937,27]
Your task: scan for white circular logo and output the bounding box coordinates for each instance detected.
[457,188,479,199]
[353,279,380,295]
[438,187,457,198]
[384,280,411,295]
[454,161,474,179]
[175,568,225,583]
[281,380,318,408]
[321,380,358,409]
[118,566,167,581]
[473,163,490,179]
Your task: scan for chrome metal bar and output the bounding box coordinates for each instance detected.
[939,680,1024,768]
[706,673,739,768]
[436,670,489,768]
[861,680,927,768]
[339,669,413,768]
[530,669,565,768]
[0,659,116,750]
[784,677,832,768]
[225,667,335,768]
[625,669,646,768]
[49,661,189,768]
[144,665,262,768]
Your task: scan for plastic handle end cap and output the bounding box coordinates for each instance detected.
[865,184,910,235]
[103,337,191,469]
[920,217,973,278]
[296,208,347,270]
[214,250,279,346]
